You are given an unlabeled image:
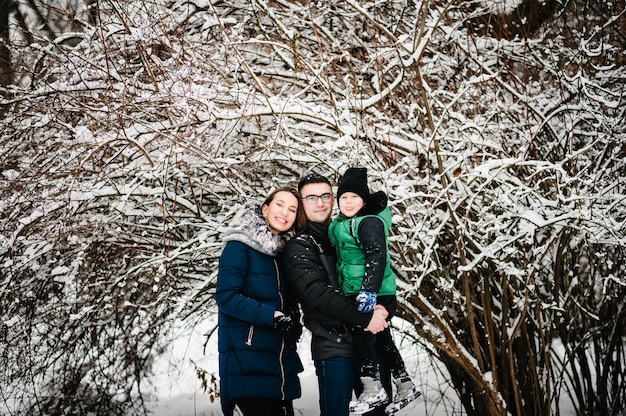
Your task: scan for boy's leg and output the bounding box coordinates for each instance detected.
[352,326,378,378]
[374,327,410,379]
[350,329,388,413]
[373,327,422,414]
[361,347,392,416]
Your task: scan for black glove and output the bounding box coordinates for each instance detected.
[273,314,302,345]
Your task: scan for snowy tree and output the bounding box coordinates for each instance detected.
[1,1,624,415]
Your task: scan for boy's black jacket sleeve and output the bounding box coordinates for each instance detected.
[358,216,387,293]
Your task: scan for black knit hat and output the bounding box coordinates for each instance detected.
[337,167,370,201]
[338,167,388,215]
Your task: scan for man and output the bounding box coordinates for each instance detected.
[282,172,392,416]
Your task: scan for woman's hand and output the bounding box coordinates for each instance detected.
[273,312,302,345]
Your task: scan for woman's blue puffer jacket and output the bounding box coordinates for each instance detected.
[215,204,303,409]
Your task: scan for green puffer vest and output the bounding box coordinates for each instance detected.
[328,206,396,296]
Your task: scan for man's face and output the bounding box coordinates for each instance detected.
[300,182,334,223]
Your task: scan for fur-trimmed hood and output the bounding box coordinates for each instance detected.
[223,203,289,256]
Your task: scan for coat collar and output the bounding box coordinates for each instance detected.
[223,203,287,256]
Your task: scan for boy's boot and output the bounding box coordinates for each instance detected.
[384,377,421,414]
[348,376,389,414]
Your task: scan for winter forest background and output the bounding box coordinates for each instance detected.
[0,0,625,415]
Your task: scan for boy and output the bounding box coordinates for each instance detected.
[328,167,421,414]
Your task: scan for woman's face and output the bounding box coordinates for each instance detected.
[262,190,299,234]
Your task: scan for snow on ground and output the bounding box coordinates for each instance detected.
[146,317,463,416]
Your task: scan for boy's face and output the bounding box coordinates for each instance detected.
[300,182,334,224]
[338,192,365,218]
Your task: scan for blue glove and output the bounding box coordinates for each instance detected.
[356,290,377,313]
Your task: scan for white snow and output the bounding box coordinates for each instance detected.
[146,317,460,416]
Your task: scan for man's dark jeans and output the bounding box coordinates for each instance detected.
[314,355,391,416]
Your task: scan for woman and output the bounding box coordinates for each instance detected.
[216,187,307,416]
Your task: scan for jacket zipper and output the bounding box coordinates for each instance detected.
[275,259,284,310]
[274,259,286,399]
[245,324,254,346]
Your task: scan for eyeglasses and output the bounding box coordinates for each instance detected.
[302,193,333,205]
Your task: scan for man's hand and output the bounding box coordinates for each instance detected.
[365,305,389,333]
